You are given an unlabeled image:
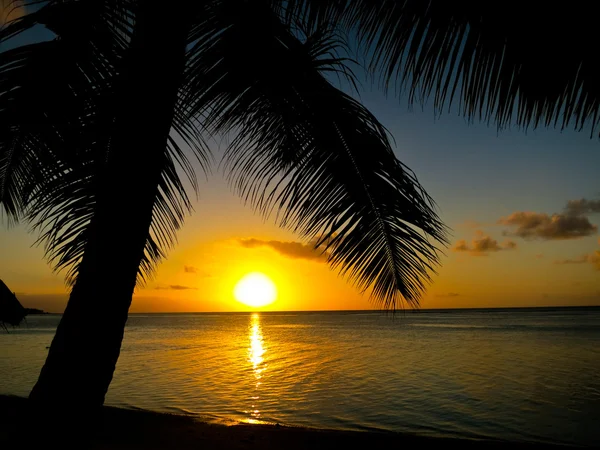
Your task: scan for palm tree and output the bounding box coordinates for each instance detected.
[285,1,599,136]
[1,0,447,409]
[4,0,595,412]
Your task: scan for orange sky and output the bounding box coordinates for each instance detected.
[2,6,600,313]
[1,74,599,313]
[2,164,599,313]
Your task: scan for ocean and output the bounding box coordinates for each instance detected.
[1,307,599,446]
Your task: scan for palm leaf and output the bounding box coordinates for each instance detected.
[0,0,132,224]
[280,1,600,136]
[185,2,447,308]
[1,0,210,285]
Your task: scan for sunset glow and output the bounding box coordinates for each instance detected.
[234,273,277,308]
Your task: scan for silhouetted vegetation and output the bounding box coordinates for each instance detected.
[23,307,47,315]
[0,279,26,331]
[1,0,597,411]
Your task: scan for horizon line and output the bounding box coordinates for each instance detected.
[35,304,600,315]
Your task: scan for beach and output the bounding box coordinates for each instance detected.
[0,395,576,449]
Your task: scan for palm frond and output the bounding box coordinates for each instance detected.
[1,0,132,222]
[1,0,206,285]
[0,39,90,224]
[280,1,600,137]
[185,2,447,308]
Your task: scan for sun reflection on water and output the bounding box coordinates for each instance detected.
[247,313,265,423]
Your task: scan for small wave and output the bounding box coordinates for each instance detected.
[409,324,497,329]
[6,308,599,447]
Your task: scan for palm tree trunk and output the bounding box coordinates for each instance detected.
[29,3,190,409]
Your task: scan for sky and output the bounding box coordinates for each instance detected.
[1,4,600,312]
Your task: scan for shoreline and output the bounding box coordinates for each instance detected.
[0,395,579,449]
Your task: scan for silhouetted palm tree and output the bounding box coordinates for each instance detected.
[4,0,595,411]
[1,0,448,409]
[285,1,599,136]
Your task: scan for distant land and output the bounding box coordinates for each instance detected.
[24,308,48,315]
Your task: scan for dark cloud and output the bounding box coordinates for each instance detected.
[453,231,517,255]
[499,211,597,240]
[564,198,600,216]
[155,285,197,290]
[183,266,211,277]
[238,238,329,262]
[453,240,470,252]
[436,292,460,298]
[499,198,600,240]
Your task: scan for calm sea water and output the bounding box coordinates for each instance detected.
[1,308,599,446]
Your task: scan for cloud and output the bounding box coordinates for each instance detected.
[555,239,600,270]
[499,211,597,240]
[499,198,600,240]
[453,231,517,255]
[238,238,329,262]
[453,240,470,252]
[555,252,600,271]
[155,285,197,290]
[0,1,26,26]
[565,199,600,216]
[183,265,212,277]
[584,252,599,270]
[436,292,460,298]
[554,255,589,265]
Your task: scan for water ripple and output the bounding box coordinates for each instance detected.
[1,309,599,446]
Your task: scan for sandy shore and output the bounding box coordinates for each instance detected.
[0,395,578,449]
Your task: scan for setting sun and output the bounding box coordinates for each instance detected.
[234,272,277,308]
